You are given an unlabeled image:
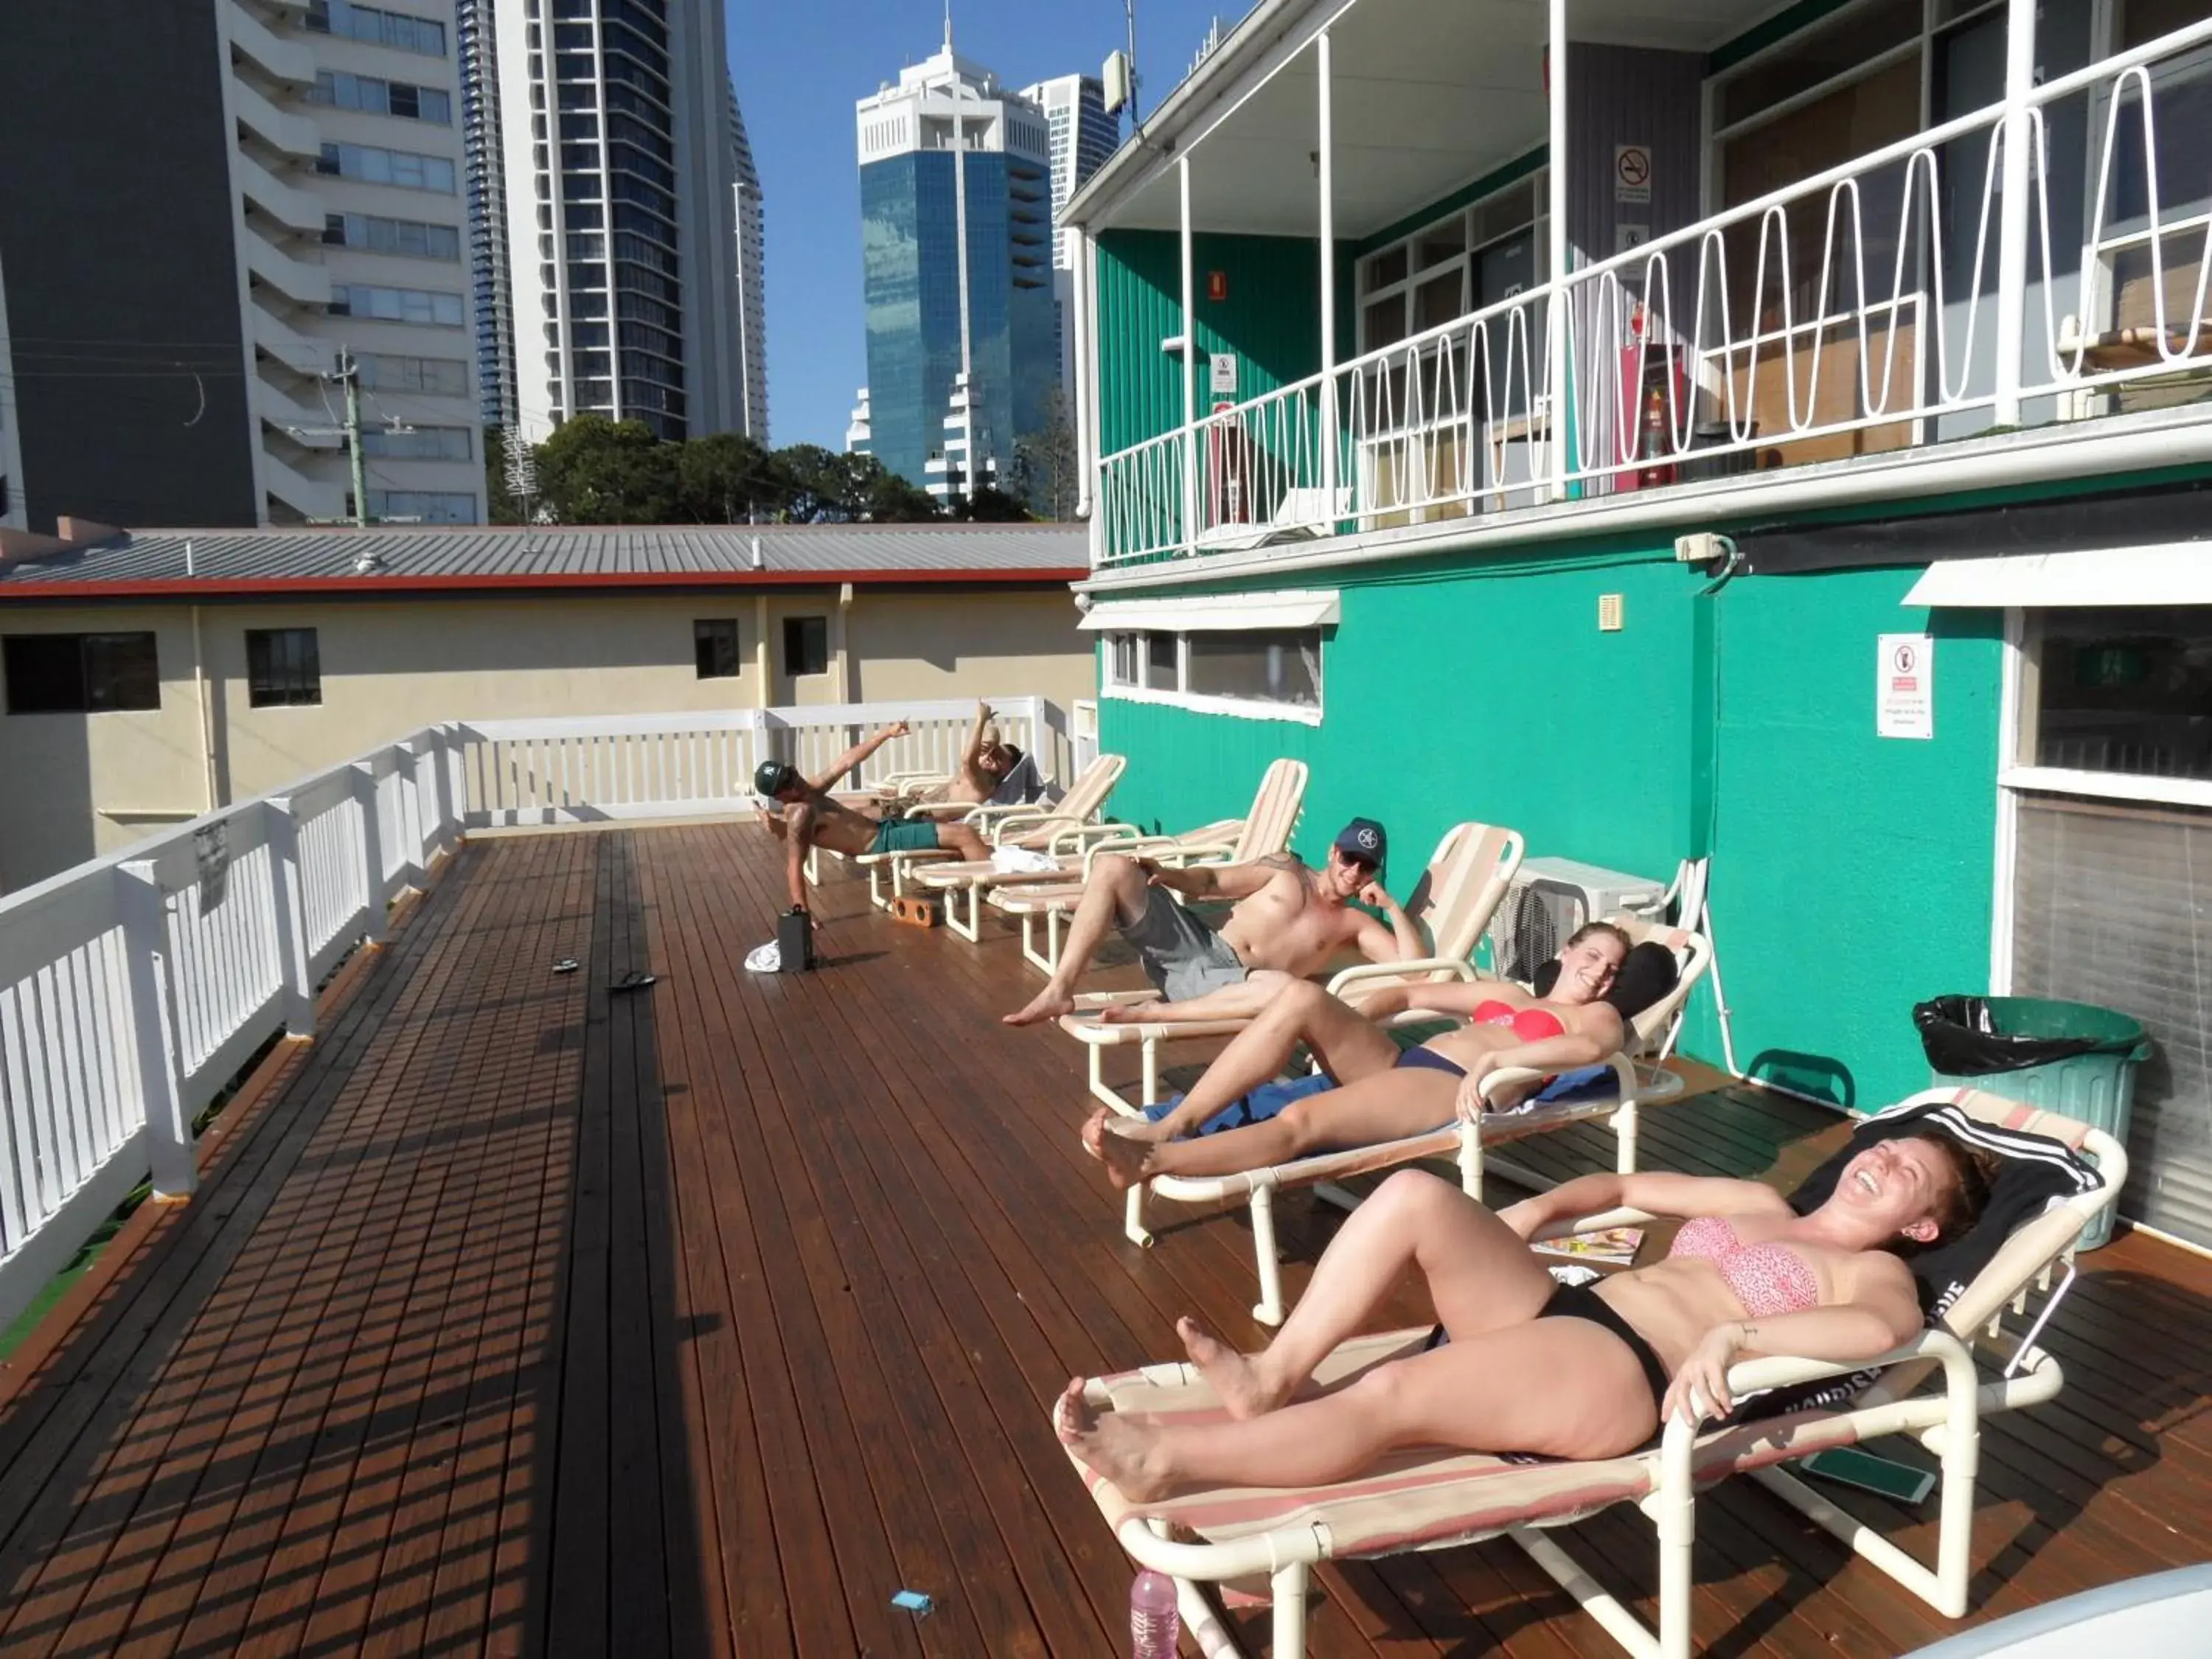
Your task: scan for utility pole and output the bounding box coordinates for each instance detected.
[338,347,368,527]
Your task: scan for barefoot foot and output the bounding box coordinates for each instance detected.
[1096,1001,1156,1026]
[1176,1315,1286,1419]
[1096,1124,1158,1190]
[1080,1107,1113,1160]
[1054,1377,1176,1502]
[1004,987,1076,1027]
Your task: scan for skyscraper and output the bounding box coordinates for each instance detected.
[1018,73,1119,393]
[730,76,769,444]
[484,0,767,443]
[458,0,518,431]
[854,29,1054,502]
[0,0,484,528]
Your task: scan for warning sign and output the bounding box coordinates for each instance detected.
[1614,144,1652,205]
[1877,633,1934,740]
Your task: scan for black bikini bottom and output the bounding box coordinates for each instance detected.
[1426,1280,1671,1409]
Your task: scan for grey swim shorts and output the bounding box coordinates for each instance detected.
[1121,885,1248,1003]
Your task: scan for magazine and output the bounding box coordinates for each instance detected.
[1531,1225,1645,1267]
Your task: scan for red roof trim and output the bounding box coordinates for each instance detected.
[0,567,1088,600]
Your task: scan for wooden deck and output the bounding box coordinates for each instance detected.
[0,822,2207,1658]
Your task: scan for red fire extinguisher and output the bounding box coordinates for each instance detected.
[1635,385,1676,490]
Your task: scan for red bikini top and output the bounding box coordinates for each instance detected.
[1470,1000,1567,1043]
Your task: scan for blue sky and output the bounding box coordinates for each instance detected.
[730,0,1233,451]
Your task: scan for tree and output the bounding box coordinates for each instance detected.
[534,415,680,524]
[771,442,856,522]
[953,484,1033,523]
[679,431,782,523]
[852,454,940,523]
[1011,387,1080,521]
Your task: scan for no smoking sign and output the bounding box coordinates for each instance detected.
[1878,633,1934,740]
[1615,144,1652,205]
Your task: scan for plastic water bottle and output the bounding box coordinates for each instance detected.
[1130,1569,1180,1658]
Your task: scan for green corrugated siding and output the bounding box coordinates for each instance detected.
[1096,541,2003,1112]
[1095,230,1329,455]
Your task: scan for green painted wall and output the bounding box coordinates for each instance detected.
[1096,547,2003,1112]
[1095,229,1327,456]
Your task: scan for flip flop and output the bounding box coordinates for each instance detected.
[552,959,580,975]
[610,972,658,992]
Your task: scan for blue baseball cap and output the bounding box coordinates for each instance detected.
[1333,818,1387,874]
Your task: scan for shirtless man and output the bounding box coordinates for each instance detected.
[757,722,990,926]
[924,701,1036,807]
[1002,818,1425,1027]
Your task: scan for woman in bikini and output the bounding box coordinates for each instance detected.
[1057,1135,1992,1500]
[1085,922,1632,1191]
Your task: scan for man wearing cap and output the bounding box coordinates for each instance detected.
[1002,817,1425,1027]
[755,721,991,928]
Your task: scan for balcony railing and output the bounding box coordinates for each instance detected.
[0,696,1065,1335]
[1096,19,2212,567]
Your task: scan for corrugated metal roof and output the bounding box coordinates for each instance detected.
[0,524,1088,595]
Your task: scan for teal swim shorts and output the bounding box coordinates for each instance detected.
[869,815,942,855]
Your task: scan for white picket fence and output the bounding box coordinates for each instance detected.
[0,695,1065,1334]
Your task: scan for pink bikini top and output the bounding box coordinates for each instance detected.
[1669,1217,1820,1318]
[1470,1000,1567,1043]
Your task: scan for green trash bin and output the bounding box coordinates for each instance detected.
[1916,995,2152,1250]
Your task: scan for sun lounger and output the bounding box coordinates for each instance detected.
[822,752,1129,911]
[985,758,1310,975]
[914,757,1307,949]
[1059,1087,2124,1658]
[1108,912,1709,1324]
[1055,821,1526,1116]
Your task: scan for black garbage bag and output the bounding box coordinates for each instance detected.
[1913,995,2127,1075]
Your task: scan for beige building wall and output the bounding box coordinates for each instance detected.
[0,585,1088,892]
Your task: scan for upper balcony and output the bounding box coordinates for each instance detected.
[1065,0,2212,575]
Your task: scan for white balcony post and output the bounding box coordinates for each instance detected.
[263,796,316,1038]
[1074,226,1095,531]
[116,863,197,1199]
[353,759,388,944]
[1992,0,2037,426]
[1318,29,1338,516]
[1179,155,1198,552]
[394,738,425,888]
[1546,0,1571,503]
[444,723,471,838]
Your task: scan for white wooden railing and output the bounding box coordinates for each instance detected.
[0,695,1067,1334]
[1097,18,2212,565]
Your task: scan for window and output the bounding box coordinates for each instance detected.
[1099,618,1329,720]
[360,424,472,460]
[309,70,451,124]
[3,632,159,714]
[360,488,476,522]
[305,0,447,55]
[782,616,829,678]
[322,212,462,260]
[246,628,322,708]
[316,142,456,194]
[330,284,466,327]
[1357,173,1547,352]
[2025,608,2212,780]
[1186,630,1322,709]
[357,352,469,397]
[1142,631,1179,692]
[1107,633,1138,686]
[694,619,740,679]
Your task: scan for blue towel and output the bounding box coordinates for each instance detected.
[1141,1071,1337,1135]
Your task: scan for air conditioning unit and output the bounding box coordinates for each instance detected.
[1484,856,1669,981]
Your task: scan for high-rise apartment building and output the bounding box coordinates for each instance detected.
[1017,73,1118,393]
[731,79,769,445]
[459,0,518,431]
[484,0,766,444]
[0,0,484,529]
[854,30,1054,502]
